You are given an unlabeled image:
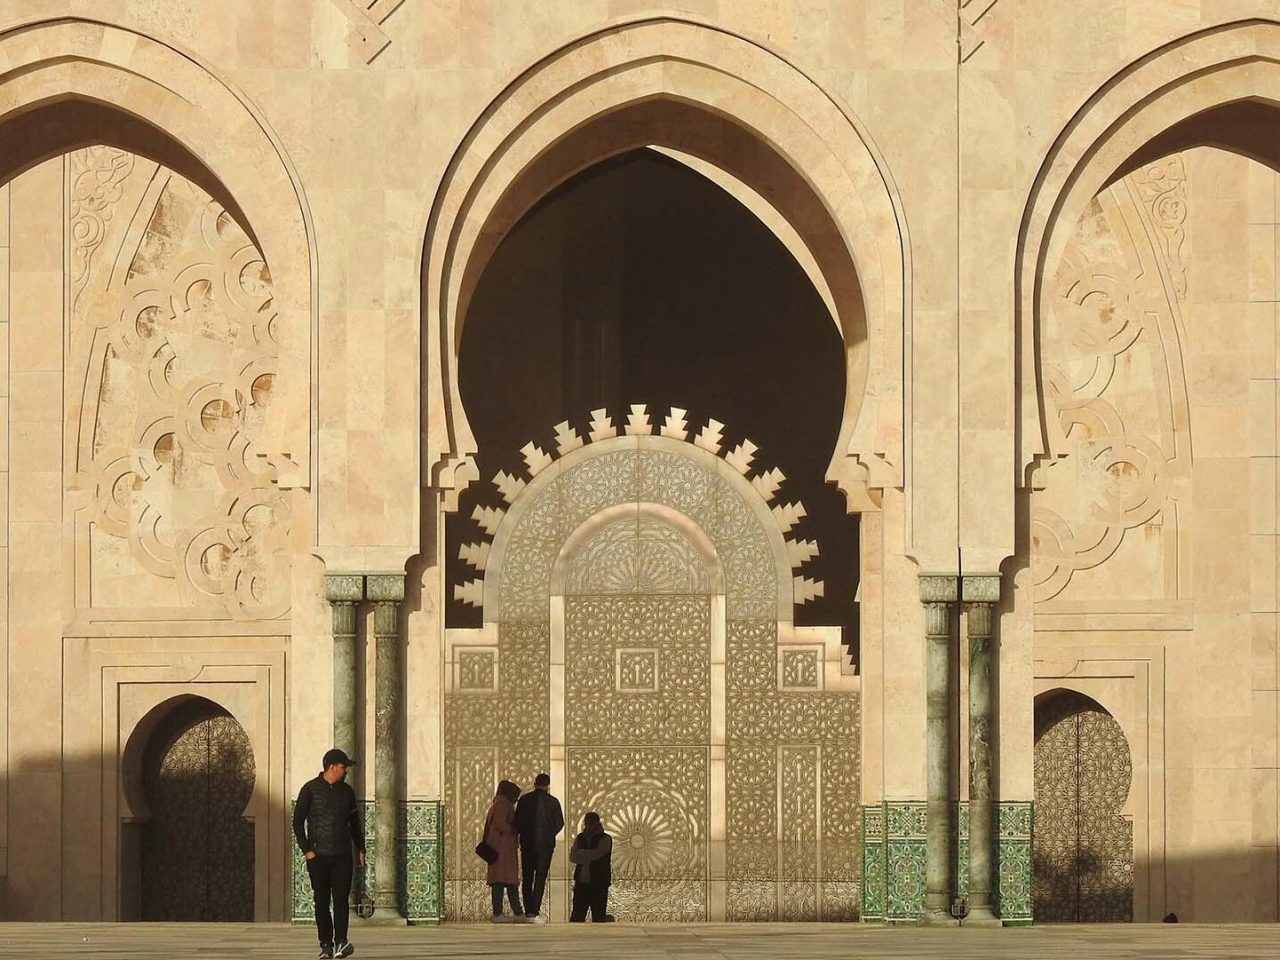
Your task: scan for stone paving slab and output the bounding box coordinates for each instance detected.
[0,923,1278,960]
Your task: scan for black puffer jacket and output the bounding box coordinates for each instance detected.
[293,775,365,857]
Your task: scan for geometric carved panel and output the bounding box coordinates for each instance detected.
[67,146,290,620]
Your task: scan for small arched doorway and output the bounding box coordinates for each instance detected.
[1033,690,1134,922]
[138,696,256,921]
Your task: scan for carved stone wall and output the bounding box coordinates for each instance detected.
[1031,157,1192,608]
[444,434,859,921]
[65,146,291,623]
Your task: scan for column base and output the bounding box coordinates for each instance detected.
[355,911,408,926]
[919,909,960,927]
[962,905,1001,927]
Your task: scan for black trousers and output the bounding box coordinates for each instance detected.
[519,842,554,916]
[490,882,523,916]
[306,854,354,945]
[569,881,610,922]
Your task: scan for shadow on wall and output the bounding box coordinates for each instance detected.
[1,740,1278,923]
[1,721,294,921]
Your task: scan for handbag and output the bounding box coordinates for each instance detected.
[474,839,498,864]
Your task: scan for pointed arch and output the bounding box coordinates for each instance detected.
[0,17,315,488]
[1016,19,1280,486]
[422,18,909,510]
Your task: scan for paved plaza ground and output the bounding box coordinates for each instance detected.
[0,923,1278,960]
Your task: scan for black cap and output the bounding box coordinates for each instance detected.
[323,748,356,768]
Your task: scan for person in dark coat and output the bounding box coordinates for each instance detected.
[293,748,365,959]
[484,780,524,921]
[513,771,564,922]
[568,811,614,923]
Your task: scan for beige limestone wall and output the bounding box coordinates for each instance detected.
[0,0,1277,922]
[1028,147,1280,922]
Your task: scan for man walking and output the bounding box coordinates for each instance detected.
[568,811,614,923]
[514,772,564,922]
[294,749,366,959]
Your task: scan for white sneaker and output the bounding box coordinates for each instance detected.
[492,914,513,923]
[527,914,547,924]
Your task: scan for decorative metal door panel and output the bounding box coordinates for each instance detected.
[142,707,255,921]
[1033,694,1133,922]
[567,748,709,921]
[443,432,863,921]
[564,593,710,921]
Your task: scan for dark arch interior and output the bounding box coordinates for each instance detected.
[451,149,858,646]
[1034,688,1113,742]
[0,98,254,240]
[1109,98,1280,184]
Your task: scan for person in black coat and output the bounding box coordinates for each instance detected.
[568,811,614,922]
[513,771,564,922]
[293,749,366,959]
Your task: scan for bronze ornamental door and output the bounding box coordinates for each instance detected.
[141,701,256,921]
[1033,692,1134,922]
[563,592,712,921]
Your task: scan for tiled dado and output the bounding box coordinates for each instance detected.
[291,800,378,923]
[860,801,1032,924]
[291,800,443,925]
[400,801,444,924]
[861,801,925,923]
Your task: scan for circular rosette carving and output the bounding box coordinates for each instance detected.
[1079,433,1168,528]
[91,452,144,537]
[585,778,702,881]
[175,490,291,617]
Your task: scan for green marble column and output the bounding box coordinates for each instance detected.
[324,574,364,758]
[963,574,1001,926]
[919,574,958,926]
[368,572,406,920]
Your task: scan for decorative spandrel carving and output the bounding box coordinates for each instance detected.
[1032,158,1192,603]
[69,147,290,619]
[1033,695,1134,922]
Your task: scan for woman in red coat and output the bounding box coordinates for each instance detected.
[485,780,524,921]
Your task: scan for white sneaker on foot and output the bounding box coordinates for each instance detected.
[527,914,547,924]
[492,914,513,923]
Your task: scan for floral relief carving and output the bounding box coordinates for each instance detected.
[1031,161,1192,603]
[70,146,136,310]
[71,150,289,619]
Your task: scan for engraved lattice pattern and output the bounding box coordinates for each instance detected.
[68,146,290,619]
[141,705,255,920]
[565,517,711,595]
[1033,694,1134,922]
[445,428,859,920]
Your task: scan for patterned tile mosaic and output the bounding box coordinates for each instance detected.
[860,800,1032,925]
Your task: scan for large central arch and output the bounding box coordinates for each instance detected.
[421,17,909,510]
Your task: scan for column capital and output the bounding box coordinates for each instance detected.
[366,572,406,603]
[324,573,365,603]
[918,573,959,604]
[961,574,1001,605]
